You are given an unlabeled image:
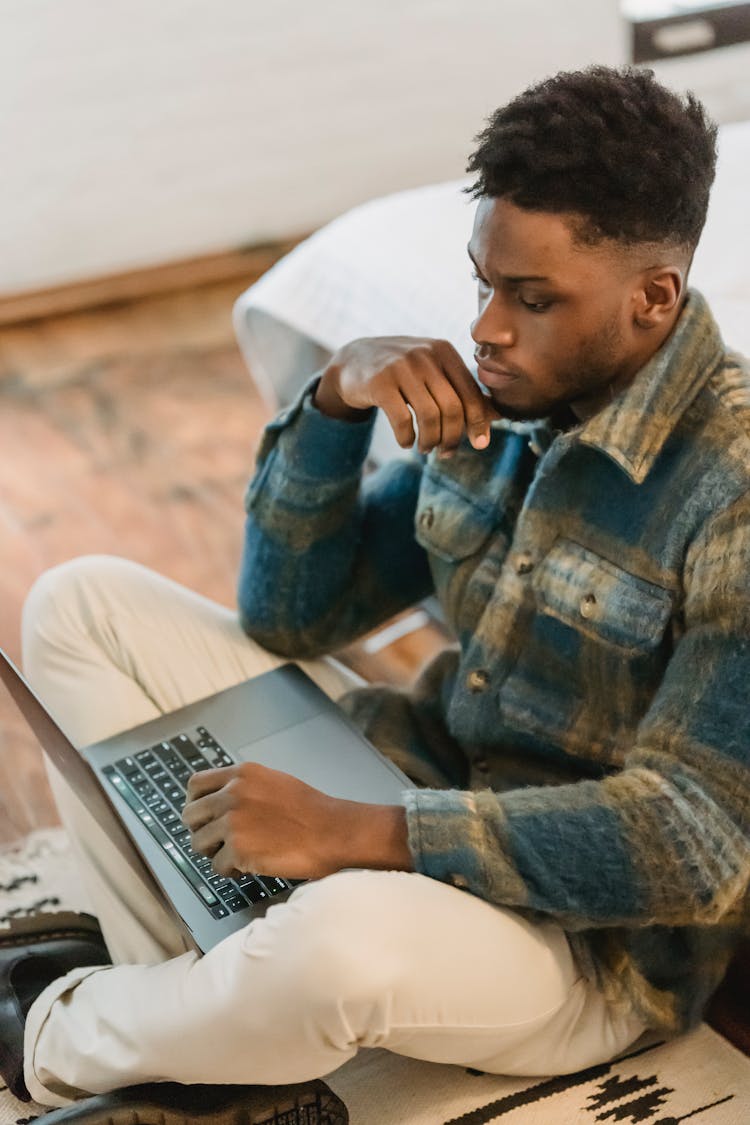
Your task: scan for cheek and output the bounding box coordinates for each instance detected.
[527,329,600,396]
[521,322,579,379]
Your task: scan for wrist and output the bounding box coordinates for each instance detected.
[335,800,413,872]
[313,369,374,423]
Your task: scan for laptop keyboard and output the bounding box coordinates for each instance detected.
[102,726,303,919]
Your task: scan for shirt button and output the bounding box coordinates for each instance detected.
[579,593,597,618]
[449,873,470,890]
[466,669,490,693]
[515,551,534,575]
[419,506,435,530]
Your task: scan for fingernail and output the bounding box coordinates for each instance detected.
[438,449,455,460]
[473,433,489,449]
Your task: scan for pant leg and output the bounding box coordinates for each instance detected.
[25,867,645,1106]
[21,555,363,964]
[21,555,646,1107]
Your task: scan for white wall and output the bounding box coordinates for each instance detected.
[650,39,750,126]
[0,0,625,294]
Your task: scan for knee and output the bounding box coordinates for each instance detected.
[22,555,125,667]
[259,871,410,1012]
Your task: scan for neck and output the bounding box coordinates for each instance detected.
[571,296,687,422]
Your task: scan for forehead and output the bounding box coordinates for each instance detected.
[469,197,607,283]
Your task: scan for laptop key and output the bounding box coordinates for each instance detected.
[207,752,234,768]
[217,884,242,902]
[162,842,220,907]
[154,746,182,767]
[238,878,268,904]
[155,809,179,826]
[225,894,249,912]
[208,875,232,890]
[105,766,221,913]
[171,735,203,764]
[133,780,156,798]
[257,875,288,896]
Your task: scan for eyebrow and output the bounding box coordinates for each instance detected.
[467,244,550,284]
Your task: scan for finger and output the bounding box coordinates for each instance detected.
[191,816,227,858]
[378,386,417,449]
[186,765,238,801]
[182,789,225,831]
[398,373,445,453]
[432,341,500,448]
[210,843,241,878]
[422,370,466,452]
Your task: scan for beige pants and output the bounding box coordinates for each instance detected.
[19,556,645,1106]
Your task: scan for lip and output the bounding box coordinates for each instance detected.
[475,361,521,388]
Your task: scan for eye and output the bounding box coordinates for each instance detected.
[471,269,490,288]
[519,296,553,313]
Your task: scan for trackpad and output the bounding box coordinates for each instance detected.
[236,713,408,803]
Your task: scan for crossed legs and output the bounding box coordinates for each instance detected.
[20,556,645,1106]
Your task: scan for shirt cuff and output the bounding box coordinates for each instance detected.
[402,787,529,905]
[292,381,377,478]
[257,374,377,481]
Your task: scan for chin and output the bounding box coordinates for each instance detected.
[489,396,554,423]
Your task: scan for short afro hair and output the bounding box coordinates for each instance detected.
[466,65,718,252]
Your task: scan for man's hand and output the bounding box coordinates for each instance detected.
[313,336,501,455]
[182,762,413,880]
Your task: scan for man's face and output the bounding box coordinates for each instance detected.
[468,197,648,422]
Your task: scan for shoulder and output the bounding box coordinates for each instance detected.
[706,349,750,438]
[680,349,750,500]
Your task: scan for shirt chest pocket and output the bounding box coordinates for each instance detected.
[532,538,674,655]
[414,464,499,562]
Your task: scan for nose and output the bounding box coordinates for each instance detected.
[470,296,516,350]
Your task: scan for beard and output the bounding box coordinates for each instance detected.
[483,310,627,423]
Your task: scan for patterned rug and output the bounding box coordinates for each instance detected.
[1,829,748,1125]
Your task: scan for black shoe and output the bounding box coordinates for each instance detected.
[32,1079,349,1125]
[0,911,111,1102]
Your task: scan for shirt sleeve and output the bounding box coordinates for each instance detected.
[403,492,750,931]
[238,377,434,657]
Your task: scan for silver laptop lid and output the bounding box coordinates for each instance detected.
[0,646,170,906]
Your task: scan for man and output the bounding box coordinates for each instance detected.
[2,64,748,1115]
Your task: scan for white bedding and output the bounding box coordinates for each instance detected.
[234,119,750,461]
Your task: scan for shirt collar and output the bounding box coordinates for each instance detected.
[574,289,725,484]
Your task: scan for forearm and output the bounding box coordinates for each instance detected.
[239,383,432,655]
[335,800,413,872]
[402,757,748,930]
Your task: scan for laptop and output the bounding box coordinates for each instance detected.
[0,649,415,953]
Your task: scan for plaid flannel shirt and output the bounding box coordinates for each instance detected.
[238,289,750,1034]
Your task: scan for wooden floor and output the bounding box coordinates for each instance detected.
[0,277,445,846]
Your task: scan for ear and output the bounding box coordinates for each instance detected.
[633,266,685,329]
